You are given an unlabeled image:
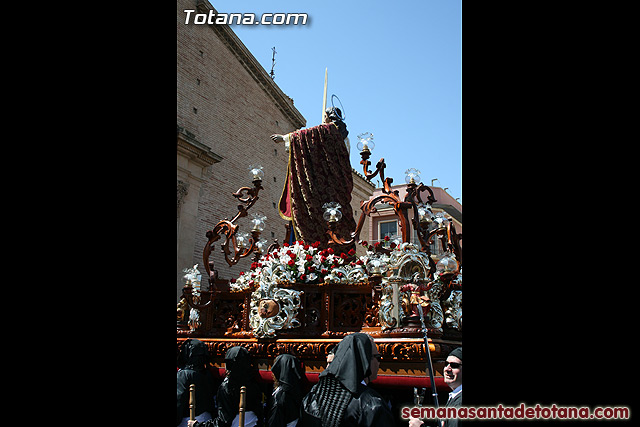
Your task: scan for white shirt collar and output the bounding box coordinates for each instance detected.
[449,385,462,399]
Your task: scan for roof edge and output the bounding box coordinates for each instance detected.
[196,0,306,129]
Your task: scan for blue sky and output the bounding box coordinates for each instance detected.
[211,0,462,203]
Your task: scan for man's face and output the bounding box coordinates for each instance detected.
[443,356,462,390]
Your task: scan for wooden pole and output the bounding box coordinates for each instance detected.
[189,383,196,421]
[238,385,247,427]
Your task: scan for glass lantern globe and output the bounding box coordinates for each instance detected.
[367,258,389,275]
[250,213,267,232]
[235,231,250,249]
[249,165,264,182]
[255,238,269,253]
[322,202,343,223]
[356,132,375,152]
[417,204,434,224]
[433,212,449,229]
[405,168,421,184]
[436,252,458,275]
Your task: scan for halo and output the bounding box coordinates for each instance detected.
[330,94,346,121]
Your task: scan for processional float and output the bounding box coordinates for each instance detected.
[177,71,462,406]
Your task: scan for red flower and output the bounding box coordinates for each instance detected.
[327,248,334,254]
[299,274,306,281]
[287,260,295,267]
[305,254,313,261]
[283,243,289,247]
[307,265,316,273]
[360,240,368,247]
[374,242,381,248]
[337,272,344,278]
[356,259,364,265]
[340,252,348,260]
[311,241,321,248]
[321,268,328,274]
[348,248,356,256]
[384,235,390,241]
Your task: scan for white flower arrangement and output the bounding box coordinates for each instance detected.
[229,240,385,291]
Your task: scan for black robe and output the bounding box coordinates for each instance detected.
[267,354,304,427]
[177,339,216,425]
[300,380,393,427]
[196,346,264,427]
[299,333,394,427]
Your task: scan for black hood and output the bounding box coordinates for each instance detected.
[320,332,373,394]
[177,339,209,371]
[224,345,253,385]
[272,354,303,391]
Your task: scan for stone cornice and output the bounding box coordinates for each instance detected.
[196,0,306,130]
[177,125,223,167]
[351,167,376,189]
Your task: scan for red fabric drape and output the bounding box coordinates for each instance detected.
[279,123,356,251]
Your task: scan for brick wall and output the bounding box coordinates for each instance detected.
[177,0,374,298]
[178,0,306,290]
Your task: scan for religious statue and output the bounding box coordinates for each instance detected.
[400,282,431,325]
[271,106,356,251]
